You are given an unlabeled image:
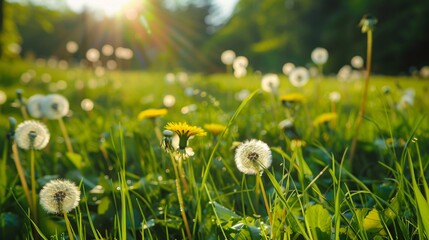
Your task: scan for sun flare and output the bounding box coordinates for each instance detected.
[72,0,136,16]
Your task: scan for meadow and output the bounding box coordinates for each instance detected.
[0,57,428,240]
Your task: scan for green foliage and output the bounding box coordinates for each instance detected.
[0,59,428,239]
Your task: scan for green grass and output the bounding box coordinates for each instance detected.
[0,59,428,239]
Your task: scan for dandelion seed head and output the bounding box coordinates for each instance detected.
[14,120,50,150]
[66,41,79,54]
[329,91,341,103]
[26,94,45,118]
[282,62,295,76]
[337,65,352,81]
[289,67,310,87]
[41,94,70,119]
[311,47,329,65]
[0,90,7,105]
[351,56,364,69]
[81,98,94,112]
[86,48,100,63]
[163,95,176,108]
[40,179,80,214]
[235,139,272,175]
[261,74,279,93]
[221,50,236,65]
[233,56,248,69]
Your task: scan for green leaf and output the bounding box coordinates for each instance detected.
[66,152,83,169]
[210,201,240,221]
[412,179,429,237]
[97,196,111,215]
[305,204,332,239]
[363,208,384,233]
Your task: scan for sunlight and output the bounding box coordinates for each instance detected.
[69,0,135,16]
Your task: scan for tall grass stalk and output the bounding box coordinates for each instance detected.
[63,212,74,240]
[11,142,32,213]
[58,117,74,153]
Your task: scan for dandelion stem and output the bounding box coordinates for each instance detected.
[11,143,32,212]
[175,179,192,240]
[30,149,38,221]
[63,212,74,240]
[349,29,373,166]
[20,105,29,120]
[257,174,272,225]
[58,117,74,153]
[178,157,189,193]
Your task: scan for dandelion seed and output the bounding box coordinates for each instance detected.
[138,108,167,120]
[41,94,70,119]
[289,67,310,87]
[234,139,272,175]
[39,179,80,214]
[14,120,50,150]
[311,47,329,65]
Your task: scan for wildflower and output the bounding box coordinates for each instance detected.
[328,91,341,103]
[233,56,249,70]
[311,47,329,65]
[235,139,272,175]
[282,62,295,76]
[204,123,226,135]
[289,67,310,87]
[138,108,167,120]
[337,65,352,82]
[14,120,50,150]
[41,94,70,119]
[221,50,236,65]
[351,55,364,69]
[81,98,94,112]
[280,93,306,106]
[290,139,306,150]
[261,74,280,93]
[234,67,247,78]
[26,94,45,118]
[359,15,378,33]
[165,122,206,151]
[39,179,80,214]
[313,112,337,126]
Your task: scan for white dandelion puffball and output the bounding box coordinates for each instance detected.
[311,47,329,65]
[0,90,7,105]
[235,89,250,101]
[221,50,236,65]
[40,179,80,214]
[234,67,247,78]
[86,48,100,62]
[351,55,364,69]
[41,94,70,119]
[289,67,310,87]
[329,91,341,102]
[235,139,272,175]
[163,94,176,108]
[282,62,295,76]
[102,44,114,56]
[66,41,78,54]
[26,94,45,118]
[165,73,175,84]
[81,98,94,112]
[420,66,429,78]
[261,73,280,93]
[14,120,50,150]
[337,65,352,81]
[233,56,249,70]
[106,60,117,70]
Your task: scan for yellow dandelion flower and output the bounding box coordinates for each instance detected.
[165,122,206,150]
[280,93,306,103]
[313,112,338,126]
[204,123,226,135]
[138,108,168,120]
